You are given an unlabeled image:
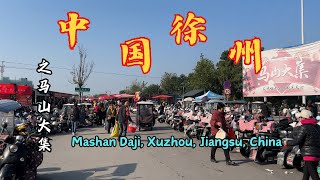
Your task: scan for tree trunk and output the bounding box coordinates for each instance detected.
[79,85,82,103]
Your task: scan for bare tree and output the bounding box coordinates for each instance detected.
[70,45,94,102]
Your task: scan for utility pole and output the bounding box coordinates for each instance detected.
[200,53,204,60]
[301,0,306,105]
[0,61,5,80]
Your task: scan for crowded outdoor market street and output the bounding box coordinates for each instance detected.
[37,119,302,180]
[1,1,320,179]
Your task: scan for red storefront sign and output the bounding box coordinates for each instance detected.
[0,84,33,106]
[0,84,32,95]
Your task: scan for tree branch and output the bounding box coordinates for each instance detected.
[69,45,95,89]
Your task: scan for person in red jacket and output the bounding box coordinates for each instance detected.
[210,103,237,166]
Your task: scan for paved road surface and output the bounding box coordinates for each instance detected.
[37,120,303,180]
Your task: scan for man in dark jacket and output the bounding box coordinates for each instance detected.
[159,103,165,115]
[117,101,131,137]
[71,103,80,136]
[210,103,236,166]
[311,102,318,119]
[285,110,320,180]
[260,102,269,118]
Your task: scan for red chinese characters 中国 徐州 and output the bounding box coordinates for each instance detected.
[57,12,90,50]
[120,37,152,74]
[170,11,207,46]
[228,37,262,74]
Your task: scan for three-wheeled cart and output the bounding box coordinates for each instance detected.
[136,101,155,131]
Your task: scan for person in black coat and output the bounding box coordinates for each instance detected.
[71,103,80,136]
[159,103,165,115]
[97,103,106,126]
[117,101,130,137]
[260,102,269,118]
[285,110,320,180]
[311,102,318,119]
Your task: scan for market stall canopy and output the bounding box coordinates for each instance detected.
[109,94,134,99]
[152,95,173,99]
[195,91,224,101]
[181,89,204,98]
[0,100,21,113]
[110,94,121,98]
[98,95,113,100]
[120,94,135,98]
[85,97,98,101]
[206,99,226,104]
[183,97,195,102]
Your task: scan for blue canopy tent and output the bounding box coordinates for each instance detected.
[195,91,224,102]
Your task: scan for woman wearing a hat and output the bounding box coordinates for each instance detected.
[285,110,320,180]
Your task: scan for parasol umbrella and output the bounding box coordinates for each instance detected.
[111,94,122,99]
[88,97,98,101]
[0,100,21,113]
[110,94,134,99]
[120,94,135,98]
[152,95,173,99]
[98,95,114,100]
[183,97,195,102]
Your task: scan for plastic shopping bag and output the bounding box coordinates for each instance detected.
[110,122,120,138]
[215,128,227,139]
[127,124,137,133]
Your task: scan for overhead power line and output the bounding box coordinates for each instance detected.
[2,61,161,79]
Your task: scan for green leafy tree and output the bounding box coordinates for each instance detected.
[185,72,194,92]
[129,80,143,94]
[119,79,144,94]
[160,72,179,94]
[216,50,243,99]
[189,54,216,91]
[119,89,127,94]
[160,72,190,96]
[177,74,193,96]
[142,84,162,97]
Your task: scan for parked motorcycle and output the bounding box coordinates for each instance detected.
[171,117,185,132]
[59,115,70,132]
[249,119,290,163]
[184,119,201,139]
[50,116,62,134]
[278,142,304,171]
[185,111,208,139]
[166,109,178,125]
[195,122,211,140]
[89,113,98,125]
[277,121,304,172]
[0,122,43,180]
[157,114,166,123]
[238,116,258,158]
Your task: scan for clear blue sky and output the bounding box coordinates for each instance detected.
[0,0,319,95]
